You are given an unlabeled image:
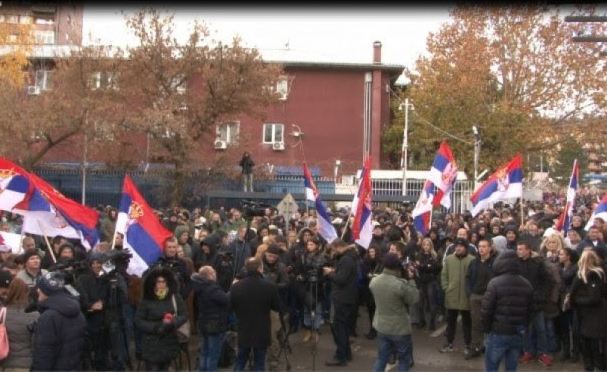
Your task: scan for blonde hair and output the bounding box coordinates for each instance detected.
[421,237,437,259]
[577,250,605,284]
[255,243,268,260]
[540,234,564,257]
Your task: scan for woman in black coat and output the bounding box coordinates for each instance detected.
[566,250,607,372]
[557,247,579,362]
[360,245,382,339]
[135,267,187,371]
[415,237,442,331]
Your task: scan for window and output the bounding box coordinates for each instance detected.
[19,15,32,24]
[276,77,289,100]
[33,30,54,44]
[263,123,284,144]
[35,70,52,91]
[6,15,18,24]
[90,71,118,90]
[216,122,240,144]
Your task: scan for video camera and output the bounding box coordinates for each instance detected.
[101,249,133,277]
[241,200,271,218]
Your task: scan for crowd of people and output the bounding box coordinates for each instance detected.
[0,188,606,371]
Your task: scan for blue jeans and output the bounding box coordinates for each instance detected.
[199,332,225,372]
[234,347,266,372]
[523,311,548,356]
[373,333,412,372]
[485,333,523,372]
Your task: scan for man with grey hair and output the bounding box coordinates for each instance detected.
[191,265,230,372]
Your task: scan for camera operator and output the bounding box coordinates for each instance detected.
[150,237,192,300]
[322,239,358,367]
[262,244,289,372]
[294,236,327,344]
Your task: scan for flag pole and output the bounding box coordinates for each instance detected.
[110,228,118,251]
[520,178,525,228]
[35,220,56,263]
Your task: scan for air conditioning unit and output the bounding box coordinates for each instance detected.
[214,140,227,150]
[27,86,41,95]
[272,142,285,151]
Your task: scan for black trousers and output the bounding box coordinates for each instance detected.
[331,302,356,362]
[446,309,472,346]
[580,337,605,371]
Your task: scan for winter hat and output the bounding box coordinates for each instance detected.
[21,250,41,264]
[453,238,468,247]
[37,271,66,296]
[383,252,401,270]
[266,243,282,255]
[88,252,106,264]
[0,270,11,288]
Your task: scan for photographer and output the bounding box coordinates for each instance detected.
[294,236,327,344]
[323,239,358,367]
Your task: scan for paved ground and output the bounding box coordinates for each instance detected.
[176,309,585,372]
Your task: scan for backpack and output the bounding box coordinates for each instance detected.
[0,307,9,360]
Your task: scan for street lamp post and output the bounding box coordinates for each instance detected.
[400,98,414,196]
[472,125,481,190]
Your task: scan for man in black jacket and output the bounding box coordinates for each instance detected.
[481,250,533,372]
[517,241,556,366]
[323,239,358,367]
[191,265,230,372]
[230,257,280,372]
[151,237,192,299]
[32,271,87,371]
[239,151,255,192]
[465,239,496,359]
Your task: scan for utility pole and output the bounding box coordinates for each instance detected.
[400,98,413,196]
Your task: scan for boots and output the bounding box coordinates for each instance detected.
[559,336,571,361]
[302,329,312,343]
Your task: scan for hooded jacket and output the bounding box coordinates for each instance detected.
[31,291,86,371]
[3,305,39,369]
[481,251,533,335]
[135,267,188,364]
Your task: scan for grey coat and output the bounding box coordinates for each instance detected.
[2,305,39,369]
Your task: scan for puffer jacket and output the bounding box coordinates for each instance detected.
[2,305,39,369]
[441,251,475,310]
[543,257,562,318]
[136,267,188,364]
[481,251,533,335]
[191,273,229,335]
[369,268,419,336]
[31,292,86,371]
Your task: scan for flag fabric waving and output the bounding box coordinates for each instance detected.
[0,158,31,212]
[556,160,579,235]
[412,180,435,236]
[115,175,173,277]
[428,141,458,209]
[8,163,100,249]
[351,158,373,249]
[303,163,337,244]
[470,155,523,217]
[585,194,607,231]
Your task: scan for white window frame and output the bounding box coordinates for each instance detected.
[276,76,289,100]
[35,70,52,91]
[33,30,54,44]
[34,16,54,25]
[216,122,240,144]
[263,123,284,144]
[90,71,118,91]
[6,15,18,24]
[19,15,32,24]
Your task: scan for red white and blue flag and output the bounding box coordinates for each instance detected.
[556,160,579,235]
[303,163,337,244]
[351,158,373,249]
[428,141,458,209]
[470,154,523,217]
[412,179,435,236]
[115,175,173,276]
[11,167,99,249]
[585,194,607,231]
[0,159,31,212]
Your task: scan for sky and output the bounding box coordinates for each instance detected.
[82,6,453,72]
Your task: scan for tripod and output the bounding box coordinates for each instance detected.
[276,311,292,371]
[307,277,320,372]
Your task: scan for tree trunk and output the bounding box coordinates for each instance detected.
[171,159,186,207]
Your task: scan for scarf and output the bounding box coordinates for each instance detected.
[155,288,168,300]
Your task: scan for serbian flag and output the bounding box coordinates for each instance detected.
[428,141,458,209]
[556,160,579,234]
[351,158,373,249]
[585,194,607,231]
[0,158,31,212]
[0,232,22,254]
[15,172,99,249]
[303,163,337,244]
[412,180,435,236]
[470,154,523,217]
[115,175,172,277]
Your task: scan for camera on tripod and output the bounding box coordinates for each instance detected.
[241,200,271,218]
[101,249,133,277]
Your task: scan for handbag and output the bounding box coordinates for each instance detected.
[0,307,9,360]
[171,295,191,343]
